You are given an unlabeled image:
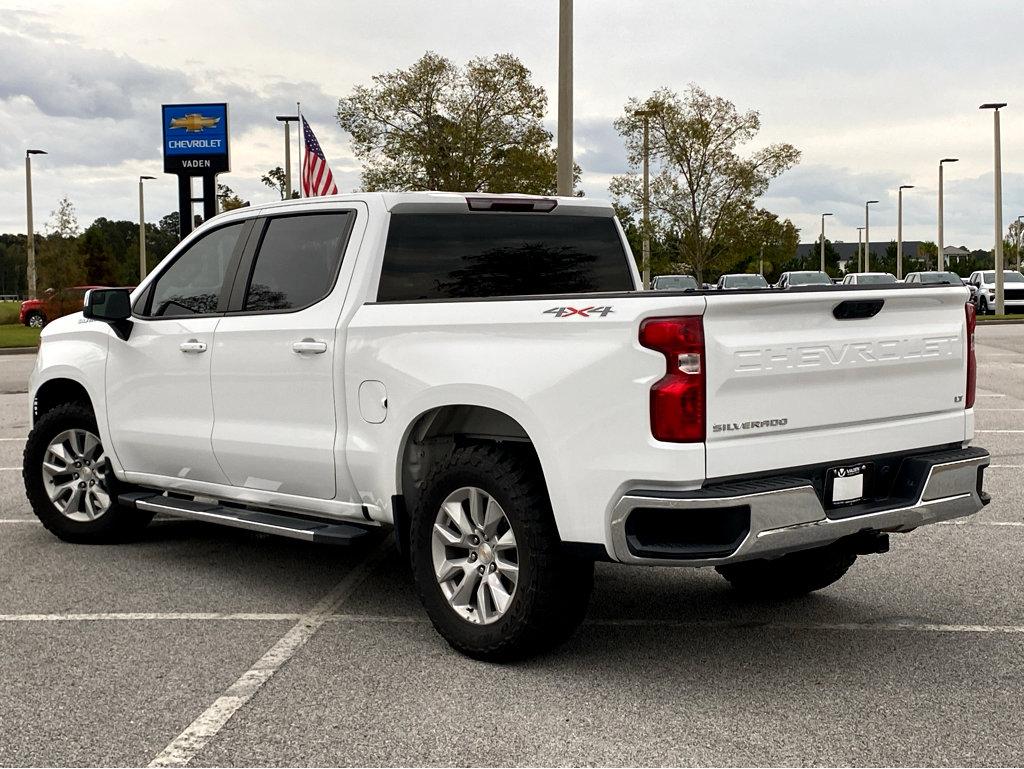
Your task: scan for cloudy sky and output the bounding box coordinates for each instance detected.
[1,0,1022,248]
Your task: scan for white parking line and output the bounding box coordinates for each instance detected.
[0,437,24,441]
[977,394,1007,398]
[988,464,1024,469]
[937,520,1024,527]
[976,430,1024,434]
[147,536,392,768]
[0,467,20,471]
[0,520,37,524]
[0,612,302,622]
[589,618,1024,634]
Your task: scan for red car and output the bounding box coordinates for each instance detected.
[20,286,106,328]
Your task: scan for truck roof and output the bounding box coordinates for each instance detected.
[216,191,614,218]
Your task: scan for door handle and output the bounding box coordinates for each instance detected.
[179,339,207,354]
[292,339,328,355]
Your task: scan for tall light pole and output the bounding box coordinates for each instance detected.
[636,108,653,288]
[897,185,913,279]
[25,149,47,299]
[138,176,156,281]
[981,103,1007,314]
[820,213,833,273]
[556,0,573,196]
[275,115,298,199]
[938,158,958,271]
[864,200,878,272]
[857,227,865,273]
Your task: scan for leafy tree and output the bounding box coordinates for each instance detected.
[338,51,577,194]
[918,241,938,272]
[610,86,800,283]
[80,227,115,284]
[37,196,84,292]
[1008,220,1024,271]
[262,166,298,200]
[217,183,248,211]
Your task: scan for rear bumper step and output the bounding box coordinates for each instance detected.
[609,446,990,566]
[119,492,375,545]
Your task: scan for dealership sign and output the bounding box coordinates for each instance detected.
[161,103,230,174]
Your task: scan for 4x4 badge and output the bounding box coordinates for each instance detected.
[543,306,614,318]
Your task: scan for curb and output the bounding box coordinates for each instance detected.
[977,318,1024,326]
[0,347,38,356]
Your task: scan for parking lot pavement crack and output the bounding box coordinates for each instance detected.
[146,536,393,768]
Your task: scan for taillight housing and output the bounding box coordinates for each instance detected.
[639,316,706,442]
[965,301,976,409]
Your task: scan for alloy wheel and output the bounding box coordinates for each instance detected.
[41,428,112,521]
[430,486,520,625]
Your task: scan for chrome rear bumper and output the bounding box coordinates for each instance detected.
[609,446,990,567]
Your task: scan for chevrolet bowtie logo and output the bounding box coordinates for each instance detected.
[169,113,221,133]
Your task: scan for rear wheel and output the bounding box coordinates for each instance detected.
[715,542,857,599]
[410,444,593,661]
[23,402,153,543]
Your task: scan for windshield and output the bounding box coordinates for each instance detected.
[652,275,697,290]
[788,272,832,286]
[982,271,1024,283]
[918,272,961,284]
[724,274,769,288]
[856,274,897,285]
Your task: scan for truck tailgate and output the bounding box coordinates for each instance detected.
[702,287,971,479]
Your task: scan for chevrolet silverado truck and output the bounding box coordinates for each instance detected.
[23,192,990,660]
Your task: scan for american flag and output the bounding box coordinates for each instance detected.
[301,116,339,197]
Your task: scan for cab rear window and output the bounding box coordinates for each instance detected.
[377,213,634,302]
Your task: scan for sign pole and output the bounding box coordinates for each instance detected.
[296,102,303,198]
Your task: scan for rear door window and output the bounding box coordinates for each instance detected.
[377,213,634,301]
[242,212,354,312]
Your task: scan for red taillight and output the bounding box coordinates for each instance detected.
[965,301,976,409]
[639,316,705,442]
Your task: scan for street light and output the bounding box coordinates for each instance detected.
[938,158,958,271]
[864,200,878,272]
[138,176,156,281]
[556,0,573,196]
[980,102,1007,314]
[25,149,47,299]
[275,115,299,199]
[857,226,865,273]
[820,213,833,273]
[897,185,914,279]
[636,108,655,288]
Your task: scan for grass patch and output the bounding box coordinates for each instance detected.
[0,302,21,325]
[0,324,40,349]
[977,313,1024,321]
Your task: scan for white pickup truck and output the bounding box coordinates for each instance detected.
[23,192,990,660]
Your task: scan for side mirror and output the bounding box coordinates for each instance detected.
[84,288,133,340]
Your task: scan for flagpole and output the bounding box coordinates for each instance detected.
[296,101,303,198]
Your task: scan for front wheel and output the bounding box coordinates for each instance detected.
[23,402,153,543]
[25,311,45,328]
[410,445,593,661]
[978,295,991,315]
[715,542,857,599]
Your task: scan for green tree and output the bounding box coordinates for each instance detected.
[217,184,248,211]
[80,227,115,284]
[37,196,84,292]
[262,166,298,200]
[1007,220,1024,271]
[609,86,800,283]
[918,241,938,272]
[338,51,577,194]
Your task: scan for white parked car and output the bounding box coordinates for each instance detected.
[842,272,898,285]
[967,270,1024,314]
[24,192,990,660]
[776,271,833,289]
[651,274,698,291]
[716,273,769,289]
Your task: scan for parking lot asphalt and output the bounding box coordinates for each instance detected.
[0,325,1022,766]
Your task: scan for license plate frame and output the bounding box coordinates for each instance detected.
[826,463,868,506]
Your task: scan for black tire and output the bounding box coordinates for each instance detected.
[23,402,153,543]
[979,296,991,315]
[25,311,46,328]
[410,444,593,662]
[715,541,857,599]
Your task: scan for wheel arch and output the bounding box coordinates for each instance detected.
[33,377,94,425]
[393,403,556,555]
